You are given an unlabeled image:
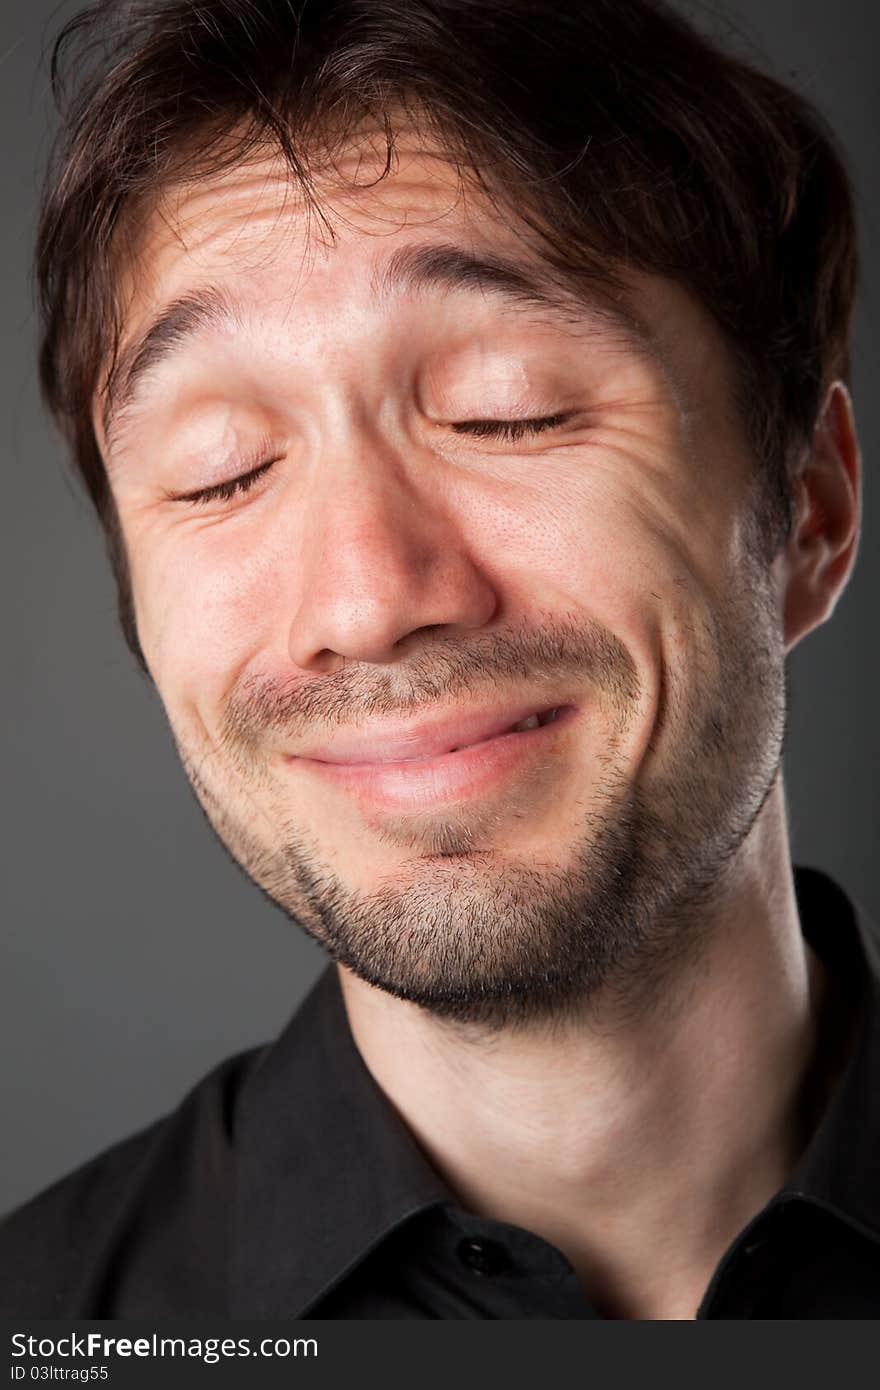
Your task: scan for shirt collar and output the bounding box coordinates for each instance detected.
[229,957,451,1318]
[781,865,880,1241]
[229,864,880,1316]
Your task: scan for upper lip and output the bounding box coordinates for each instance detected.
[290,700,566,765]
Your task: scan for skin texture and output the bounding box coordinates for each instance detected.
[96,131,861,1317]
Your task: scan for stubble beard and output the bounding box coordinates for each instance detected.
[176,558,787,1034]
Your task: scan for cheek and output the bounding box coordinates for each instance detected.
[460,460,734,738]
[463,459,680,631]
[128,517,284,710]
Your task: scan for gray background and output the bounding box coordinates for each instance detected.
[2,0,877,1215]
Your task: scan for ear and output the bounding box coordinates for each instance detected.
[779,381,861,654]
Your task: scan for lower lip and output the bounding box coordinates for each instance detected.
[291,706,577,812]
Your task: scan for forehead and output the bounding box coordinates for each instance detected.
[100,136,588,420]
[121,133,519,310]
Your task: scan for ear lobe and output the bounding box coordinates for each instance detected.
[781,381,861,653]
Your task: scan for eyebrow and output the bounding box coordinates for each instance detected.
[370,242,596,320]
[101,242,657,455]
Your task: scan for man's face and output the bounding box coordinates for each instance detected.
[100,132,788,1027]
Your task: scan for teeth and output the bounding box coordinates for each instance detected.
[449,707,561,753]
[512,707,561,734]
[511,713,541,733]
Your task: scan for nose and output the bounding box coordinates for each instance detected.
[286,440,499,670]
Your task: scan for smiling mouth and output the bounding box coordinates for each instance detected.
[288,702,578,814]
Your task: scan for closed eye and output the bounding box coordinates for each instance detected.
[174,457,280,506]
[450,413,572,442]
[174,412,571,506]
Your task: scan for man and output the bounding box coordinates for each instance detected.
[0,0,875,1320]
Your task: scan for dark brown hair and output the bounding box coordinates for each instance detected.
[37,0,858,670]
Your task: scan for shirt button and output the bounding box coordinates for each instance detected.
[743,1237,769,1258]
[456,1236,514,1277]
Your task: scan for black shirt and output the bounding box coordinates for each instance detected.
[2,865,879,1319]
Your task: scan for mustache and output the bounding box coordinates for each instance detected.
[218,612,640,753]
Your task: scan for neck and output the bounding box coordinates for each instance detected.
[337,781,832,1319]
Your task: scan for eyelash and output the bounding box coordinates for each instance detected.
[178,414,571,506]
[450,412,570,442]
[177,457,280,506]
